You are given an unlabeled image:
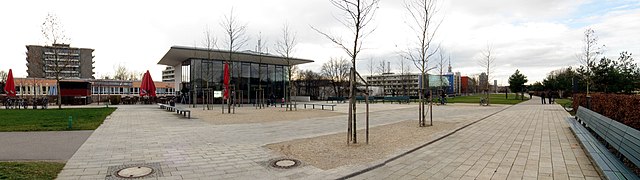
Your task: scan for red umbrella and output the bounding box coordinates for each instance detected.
[146,71,156,97]
[4,69,16,97]
[139,70,156,97]
[139,71,148,97]
[223,62,230,99]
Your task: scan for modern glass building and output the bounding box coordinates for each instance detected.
[157,46,313,103]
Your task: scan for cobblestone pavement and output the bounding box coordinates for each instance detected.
[352,97,599,180]
[56,98,593,180]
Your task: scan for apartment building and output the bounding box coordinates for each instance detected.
[26,44,94,79]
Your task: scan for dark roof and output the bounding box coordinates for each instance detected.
[157,46,314,66]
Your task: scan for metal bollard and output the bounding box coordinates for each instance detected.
[68,116,73,129]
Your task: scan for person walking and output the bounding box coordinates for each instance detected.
[547,91,553,104]
[541,91,546,104]
[440,91,446,105]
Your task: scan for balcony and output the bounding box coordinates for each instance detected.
[45,64,80,67]
[45,58,80,62]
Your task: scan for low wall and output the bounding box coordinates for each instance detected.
[291,96,311,102]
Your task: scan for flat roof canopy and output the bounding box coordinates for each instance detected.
[158,46,314,66]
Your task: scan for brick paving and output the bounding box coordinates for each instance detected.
[352,97,599,180]
[56,97,597,179]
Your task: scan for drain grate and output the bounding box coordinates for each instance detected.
[106,162,163,180]
[269,158,301,169]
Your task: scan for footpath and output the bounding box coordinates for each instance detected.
[352,97,599,180]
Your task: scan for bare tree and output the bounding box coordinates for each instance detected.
[41,13,70,109]
[478,44,496,105]
[376,59,391,95]
[0,71,6,83]
[113,64,128,80]
[113,64,141,81]
[313,0,380,144]
[437,48,448,92]
[220,8,248,113]
[295,69,324,99]
[321,57,351,97]
[396,57,412,96]
[576,28,603,97]
[275,23,298,111]
[255,32,267,108]
[99,73,112,80]
[402,0,442,127]
[127,71,142,81]
[367,58,376,77]
[200,27,217,110]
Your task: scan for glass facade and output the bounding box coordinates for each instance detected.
[181,58,288,103]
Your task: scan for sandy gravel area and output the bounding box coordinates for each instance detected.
[190,106,345,125]
[265,119,460,170]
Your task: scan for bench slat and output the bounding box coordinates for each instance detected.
[566,115,640,180]
[621,128,640,168]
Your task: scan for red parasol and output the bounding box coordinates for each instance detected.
[139,71,148,96]
[147,71,156,97]
[139,70,156,97]
[4,69,16,97]
[223,62,230,99]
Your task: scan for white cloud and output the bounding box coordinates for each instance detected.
[0,0,638,86]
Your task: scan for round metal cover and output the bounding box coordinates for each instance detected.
[276,159,296,167]
[270,158,301,169]
[116,166,154,178]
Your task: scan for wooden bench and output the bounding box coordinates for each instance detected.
[382,96,410,104]
[355,96,374,103]
[279,102,298,110]
[566,106,639,180]
[326,96,346,103]
[303,103,336,111]
[159,103,178,113]
[175,107,191,119]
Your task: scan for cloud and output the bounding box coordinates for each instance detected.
[0,0,638,86]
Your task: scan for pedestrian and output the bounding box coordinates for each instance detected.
[547,91,552,104]
[541,91,546,104]
[269,93,276,107]
[440,91,446,105]
[529,92,532,99]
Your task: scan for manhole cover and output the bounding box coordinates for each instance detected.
[270,158,301,169]
[117,166,153,178]
[276,160,296,167]
[106,162,163,180]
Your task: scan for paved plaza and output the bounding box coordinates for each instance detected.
[55,97,599,179]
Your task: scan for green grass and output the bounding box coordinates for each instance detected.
[0,108,116,132]
[447,94,530,105]
[0,162,65,180]
[555,98,572,105]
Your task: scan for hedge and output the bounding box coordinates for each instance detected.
[573,93,640,130]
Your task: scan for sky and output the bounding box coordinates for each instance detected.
[1,0,639,85]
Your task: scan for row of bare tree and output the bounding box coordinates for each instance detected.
[312,0,497,144]
[310,0,452,144]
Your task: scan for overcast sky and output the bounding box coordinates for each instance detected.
[1,0,639,85]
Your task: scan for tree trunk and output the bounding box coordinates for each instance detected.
[57,78,61,109]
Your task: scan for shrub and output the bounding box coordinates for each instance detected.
[573,93,640,130]
[109,95,121,105]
